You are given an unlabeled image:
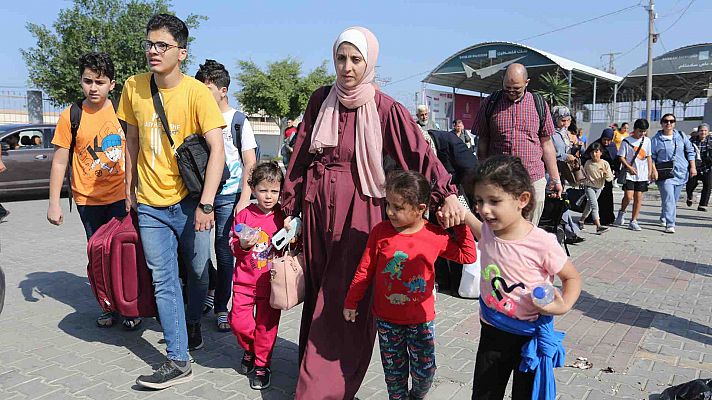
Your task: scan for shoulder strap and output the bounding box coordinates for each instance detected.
[531,92,547,134]
[627,137,644,160]
[149,74,175,148]
[484,90,503,131]
[231,110,245,155]
[66,99,84,212]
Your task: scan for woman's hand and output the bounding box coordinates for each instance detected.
[566,154,575,162]
[343,308,358,322]
[438,195,467,228]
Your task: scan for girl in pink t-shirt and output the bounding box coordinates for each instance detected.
[463,155,582,399]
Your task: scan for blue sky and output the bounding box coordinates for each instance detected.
[1,0,709,107]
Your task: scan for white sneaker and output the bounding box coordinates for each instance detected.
[659,218,666,227]
[628,220,642,231]
[665,226,675,234]
[614,212,626,226]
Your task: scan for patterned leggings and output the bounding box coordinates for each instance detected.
[377,319,437,400]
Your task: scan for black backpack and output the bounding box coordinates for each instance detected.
[66,98,123,211]
[484,90,548,134]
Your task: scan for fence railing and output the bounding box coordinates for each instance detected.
[0,87,64,125]
[574,98,708,124]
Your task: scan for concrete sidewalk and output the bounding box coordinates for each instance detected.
[0,196,709,399]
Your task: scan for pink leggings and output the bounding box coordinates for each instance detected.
[229,285,281,367]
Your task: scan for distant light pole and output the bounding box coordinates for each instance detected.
[646,0,656,122]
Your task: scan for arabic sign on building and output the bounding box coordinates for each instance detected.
[627,44,712,77]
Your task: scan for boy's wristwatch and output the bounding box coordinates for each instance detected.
[198,203,214,214]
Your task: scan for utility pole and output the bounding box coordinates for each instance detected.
[600,52,622,74]
[646,0,655,122]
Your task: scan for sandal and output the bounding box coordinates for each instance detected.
[122,317,143,331]
[216,312,230,332]
[202,294,214,315]
[96,311,115,328]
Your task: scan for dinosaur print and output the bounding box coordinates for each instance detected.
[403,275,427,293]
[383,251,409,280]
[385,293,410,305]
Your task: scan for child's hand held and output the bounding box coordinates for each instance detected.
[343,308,358,322]
[533,288,569,316]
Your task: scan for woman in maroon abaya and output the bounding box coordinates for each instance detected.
[281,27,465,399]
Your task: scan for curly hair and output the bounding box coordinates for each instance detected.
[195,59,230,89]
[247,161,284,188]
[78,52,115,81]
[471,155,534,218]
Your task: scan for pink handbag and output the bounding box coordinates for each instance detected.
[269,247,305,310]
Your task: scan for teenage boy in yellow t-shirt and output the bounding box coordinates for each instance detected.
[47,52,142,330]
[117,14,225,390]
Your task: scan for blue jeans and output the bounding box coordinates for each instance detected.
[212,193,238,313]
[137,197,211,362]
[76,199,127,239]
[658,179,684,228]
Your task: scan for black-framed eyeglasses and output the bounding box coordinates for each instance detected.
[662,119,676,124]
[141,40,184,54]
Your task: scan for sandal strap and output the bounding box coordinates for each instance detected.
[217,314,229,324]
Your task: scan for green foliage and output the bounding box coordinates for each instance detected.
[21,0,206,106]
[535,71,572,107]
[235,58,334,126]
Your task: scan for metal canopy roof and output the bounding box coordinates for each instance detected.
[620,43,712,103]
[423,42,623,103]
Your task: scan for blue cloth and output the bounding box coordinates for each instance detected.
[479,298,566,400]
[650,130,696,186]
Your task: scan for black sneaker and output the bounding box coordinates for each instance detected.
[238,352,255,375]
[596,226,609,234]
[187,322,203,351]
[136,359,192,390]
[250,367,271,390]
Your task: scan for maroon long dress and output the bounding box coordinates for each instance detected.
[281,86,456,399]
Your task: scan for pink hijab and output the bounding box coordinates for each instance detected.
[310,27,385,198]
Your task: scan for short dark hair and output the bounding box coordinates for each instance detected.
[588,142,603,152]
[385,170,431,208]
[660,113,675,123]
[195,59,230,89]
[621,122,629,128]
[454,119,464,125]
[247,161,284,188]
[78,52,115,81]
[634,118,649,131]
[146,13,188,48]
[471,155,534,218]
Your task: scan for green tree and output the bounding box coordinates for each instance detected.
[235,57,334,128]
[21,0,206,106]
[535,71,572,107]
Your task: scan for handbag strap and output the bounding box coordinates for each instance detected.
[150,74,175,149]
[623,137,644,163]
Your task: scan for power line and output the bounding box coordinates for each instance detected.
[380,70,431,87]
[516,2,643,42]
[657,0,696,34]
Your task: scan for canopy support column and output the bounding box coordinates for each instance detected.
[567,70,573,108]
[613,83,618,124]
[592,77,598,122]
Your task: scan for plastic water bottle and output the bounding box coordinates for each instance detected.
[234,223,259,241]
[531,283,555,306]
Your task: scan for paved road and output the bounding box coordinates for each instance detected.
[0,195,709,399]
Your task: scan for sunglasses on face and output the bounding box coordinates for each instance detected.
[662,119,676,124]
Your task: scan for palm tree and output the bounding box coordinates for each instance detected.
[535,71,571,107]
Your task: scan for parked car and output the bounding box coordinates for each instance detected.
[0,123,63,198]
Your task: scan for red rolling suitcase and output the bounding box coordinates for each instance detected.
[87,212,157,318]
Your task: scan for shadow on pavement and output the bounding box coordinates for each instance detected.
[574,290,711,346]
[660,258,712,278]
[18,271,166,367]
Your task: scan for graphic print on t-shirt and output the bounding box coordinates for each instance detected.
[76,120,125,178]
[482,262,525,318]
[250,230,272,270]
[381,250,430,305]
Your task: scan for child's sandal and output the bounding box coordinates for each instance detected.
[96,312,115,328]
[216,312,230,332]
[122,317,143,330]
